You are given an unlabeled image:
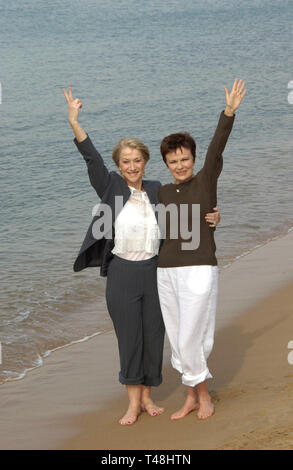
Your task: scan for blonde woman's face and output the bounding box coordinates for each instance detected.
[118,147,146,188]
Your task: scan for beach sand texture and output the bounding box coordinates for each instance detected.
[0,231,293,450]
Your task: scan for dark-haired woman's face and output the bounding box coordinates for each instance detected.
[165,147,194,185]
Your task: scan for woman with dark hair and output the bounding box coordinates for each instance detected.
[157,79,246,421]
[64,87,221,425]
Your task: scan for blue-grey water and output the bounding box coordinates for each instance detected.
[0,0,293,384]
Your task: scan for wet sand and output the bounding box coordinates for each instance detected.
[1,231,293,450]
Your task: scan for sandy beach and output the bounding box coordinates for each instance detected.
[1,231,293,450]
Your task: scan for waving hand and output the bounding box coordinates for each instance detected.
[224,79,247,115]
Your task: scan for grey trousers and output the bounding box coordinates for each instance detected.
[106,255,165,386]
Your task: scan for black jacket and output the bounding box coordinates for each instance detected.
[72,135,161,276]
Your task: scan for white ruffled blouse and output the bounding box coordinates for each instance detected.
[111,185,161,261]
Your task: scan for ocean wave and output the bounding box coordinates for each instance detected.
[0,330,107,386]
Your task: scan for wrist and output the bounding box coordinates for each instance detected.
[224,105,235,117]
[69,119,79,127]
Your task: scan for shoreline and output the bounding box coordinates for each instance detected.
[0,230,293,449]
[1,227,292,387]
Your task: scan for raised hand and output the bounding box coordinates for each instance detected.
[224,79,246,115]
[63,87,83,125]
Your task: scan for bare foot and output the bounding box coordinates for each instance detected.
[141,399,164,417]
[197,399,214,420]
[171,396,199,420]
[119,404,141,426]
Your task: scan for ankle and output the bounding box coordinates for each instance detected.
[141,386,151,401]
[186,385,197,397]
[128,400,141,410]
[198,393,212,403]
[141,396,153,406]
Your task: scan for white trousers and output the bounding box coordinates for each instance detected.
[157,265,218,387]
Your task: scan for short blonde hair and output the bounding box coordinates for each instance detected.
[112,138,150,166]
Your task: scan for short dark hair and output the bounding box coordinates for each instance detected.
[160,132,196,164]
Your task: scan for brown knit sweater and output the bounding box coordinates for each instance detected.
[157,110,235,268]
